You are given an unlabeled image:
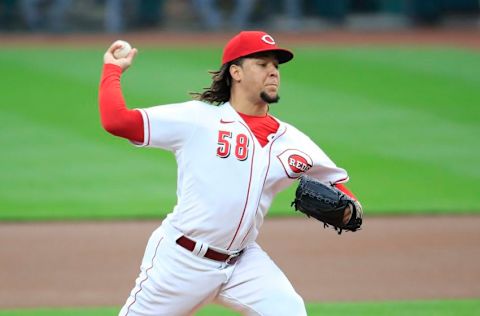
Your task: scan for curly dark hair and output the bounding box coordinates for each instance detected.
[190,59,244,105]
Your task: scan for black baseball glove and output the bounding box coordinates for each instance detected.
[291,175,363,234]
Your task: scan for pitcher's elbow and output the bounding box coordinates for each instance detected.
[101,119,121,136]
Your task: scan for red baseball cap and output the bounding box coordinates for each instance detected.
[222,31,294,65]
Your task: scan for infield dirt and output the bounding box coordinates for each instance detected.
[1,216,479,308]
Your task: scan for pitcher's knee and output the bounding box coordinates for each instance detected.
[283,292,307,316]
[260,290,307,316]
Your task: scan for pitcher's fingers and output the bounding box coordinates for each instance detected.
[125,48,138,62]
[107,41,124,54]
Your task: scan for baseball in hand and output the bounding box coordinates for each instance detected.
[113,40,132,59]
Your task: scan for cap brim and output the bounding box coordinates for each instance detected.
[272,49,294,64]
[242,48,294,64]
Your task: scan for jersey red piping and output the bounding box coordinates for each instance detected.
[226,121,255,250]
[143,110,151,146]
[125,237,163,315]
[240,127,287,248]
[333,177,349,184]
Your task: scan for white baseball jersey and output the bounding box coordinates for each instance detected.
[135,101,348,252]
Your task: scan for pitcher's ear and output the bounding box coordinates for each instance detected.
[229,64,242,82]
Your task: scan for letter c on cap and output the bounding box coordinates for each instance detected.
[261,34,275,45]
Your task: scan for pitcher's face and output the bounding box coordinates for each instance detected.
[233,55,281,104]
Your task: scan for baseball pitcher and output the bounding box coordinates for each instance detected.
[99,31,363,316]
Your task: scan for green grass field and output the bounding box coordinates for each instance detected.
[1,300,479,316]
[1,45,479,220]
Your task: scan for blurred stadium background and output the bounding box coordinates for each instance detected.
[0,0,479,33]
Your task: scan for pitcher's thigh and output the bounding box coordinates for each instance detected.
[119,229,226,316]
[218,244,307,316]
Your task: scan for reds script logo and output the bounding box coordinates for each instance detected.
[277,149,313,179]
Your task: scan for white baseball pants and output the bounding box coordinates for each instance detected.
[118,222,307,316]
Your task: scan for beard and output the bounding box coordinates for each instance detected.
[260,91,280,104]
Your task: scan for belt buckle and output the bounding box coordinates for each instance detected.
[225,251,241,265]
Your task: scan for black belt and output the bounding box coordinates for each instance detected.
[176,235,243,264]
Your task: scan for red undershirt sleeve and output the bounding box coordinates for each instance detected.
[98,63,144,143]
[334,183,357,200]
